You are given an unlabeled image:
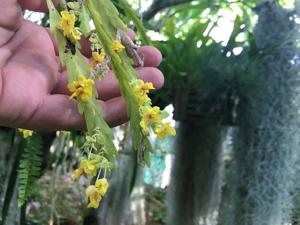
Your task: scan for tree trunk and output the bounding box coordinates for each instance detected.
[98,128,137,225]
[167,120,226,225]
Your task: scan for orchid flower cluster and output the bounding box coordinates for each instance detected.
[15,0,179,209]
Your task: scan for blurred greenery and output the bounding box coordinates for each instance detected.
[150,1,261,126]
[146,186,167,224]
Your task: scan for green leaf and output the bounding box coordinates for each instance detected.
[117,0,151,44]
[79,5,92,37]
[47,0,67,65]
[87,0,126,39]
[65,50,90,81]
[164,19,175,38]
[17,134,43,207]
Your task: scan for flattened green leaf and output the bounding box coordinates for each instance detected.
[47,0,67,65]
[80,5,92,37]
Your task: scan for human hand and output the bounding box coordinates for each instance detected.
[0,0,164,131]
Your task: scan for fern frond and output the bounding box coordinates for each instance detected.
[18,133,43,207]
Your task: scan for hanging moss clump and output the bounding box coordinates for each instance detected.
[218,2,300,225]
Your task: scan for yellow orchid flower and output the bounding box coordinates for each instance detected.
[85,185,102,208]
[140,106,161,134]
[18,128,33,138]
[57,10,81,43]
[155,122,176,140]
[80,159,99,178]
[90,51,107,68]
[95,178,109,196]
[71,167,84,181]
[57,10,76,36]
[112,40,125,54]
[67,75,94,103]
[69,29,81,43]
[133,80,155,105]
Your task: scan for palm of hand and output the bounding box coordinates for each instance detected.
[0,0,163,131]
[0,20,59,128]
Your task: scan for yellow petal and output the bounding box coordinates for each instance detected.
[67,83,77,92]
[86,185,102,208]
[112,40,125,54]
[70,29,81,42]
[18,129,33,138]
[140,120,148,134]
[86,185,98,197]
[87,200,101,208]
[154,122,176,140]
[71,167,84,181]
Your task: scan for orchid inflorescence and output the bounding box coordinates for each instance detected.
[18,0,178,209]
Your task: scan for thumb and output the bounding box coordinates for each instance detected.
[19,0,61,12]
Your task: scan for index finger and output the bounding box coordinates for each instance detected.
[19,0,61,12]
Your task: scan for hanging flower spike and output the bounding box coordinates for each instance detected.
[71,167,84,181]
[80,159,99,178]
[140,106,161,134]
[57,10,81,43]
[85,185,102,208]
[112,40,125,54]
[95,178,109,196]
[67,75,94,103]
[133,80,155,105]
[90,51,107,69]
[154,122,176,140]
[18,128,33,138]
